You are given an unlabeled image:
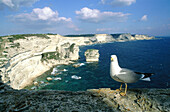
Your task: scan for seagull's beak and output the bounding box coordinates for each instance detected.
[111,57,114,61]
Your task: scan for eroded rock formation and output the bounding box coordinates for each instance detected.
[84,49,100,62]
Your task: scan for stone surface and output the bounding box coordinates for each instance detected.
[84,49,100,62]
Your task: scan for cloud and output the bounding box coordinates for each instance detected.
[75,7,130,23]
[101,0,136,7]
[0,0,39,10]
[10,7,78,33]
[12,7,72,22]
[140,15,147,21]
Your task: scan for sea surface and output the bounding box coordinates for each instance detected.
[29,37,170,91]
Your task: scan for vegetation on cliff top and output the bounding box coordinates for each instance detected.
[9,34,50,42]
[86,49,98,52]
[0,37,7,58]
[0,34,50,42]
[64,34,95,37]
[41,52,60,62]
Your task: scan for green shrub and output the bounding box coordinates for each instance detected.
[46,33,57,35]
[10,43,20,48]
[0,38,3,42]
[4,54,7,57]
[41,52,60,61]
[3,51,8,53]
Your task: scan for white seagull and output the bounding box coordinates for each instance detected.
[110,55,154,96]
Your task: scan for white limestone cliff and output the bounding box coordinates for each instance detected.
[0,35,79,89]
[95,34,115,43]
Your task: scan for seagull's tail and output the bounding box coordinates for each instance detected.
[141,77,151,81]
[135,72,154,81]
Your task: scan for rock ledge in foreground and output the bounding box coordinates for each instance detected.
[88,88,170,112]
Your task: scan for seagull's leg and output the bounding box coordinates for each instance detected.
[116,83,123,91]
[120,83,127,96]
[125,83,127,95]
[120,83,123,90]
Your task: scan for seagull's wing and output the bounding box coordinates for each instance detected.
[116,68,142,83]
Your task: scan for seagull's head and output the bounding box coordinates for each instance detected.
[111,55,118,62]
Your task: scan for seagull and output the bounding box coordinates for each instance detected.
[110,55,154,96]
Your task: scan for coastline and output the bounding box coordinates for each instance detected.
[0,33,155,89]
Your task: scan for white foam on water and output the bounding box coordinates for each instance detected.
[40,81,44,84]
[63,69,67,71]
[31,86,37,90]
[71,75,81,80]
[53,77,62,81]
[79,63,85,66]
[51,67,58,75]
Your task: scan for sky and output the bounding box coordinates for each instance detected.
[0,0,170,36]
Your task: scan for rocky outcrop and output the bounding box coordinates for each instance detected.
[84,49,100,62]
[88,88,170,112]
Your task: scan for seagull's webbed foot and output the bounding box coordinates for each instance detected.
[120,92,126,96]
[116,89,121,92]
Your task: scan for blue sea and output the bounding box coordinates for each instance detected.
[32,37,170,91]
